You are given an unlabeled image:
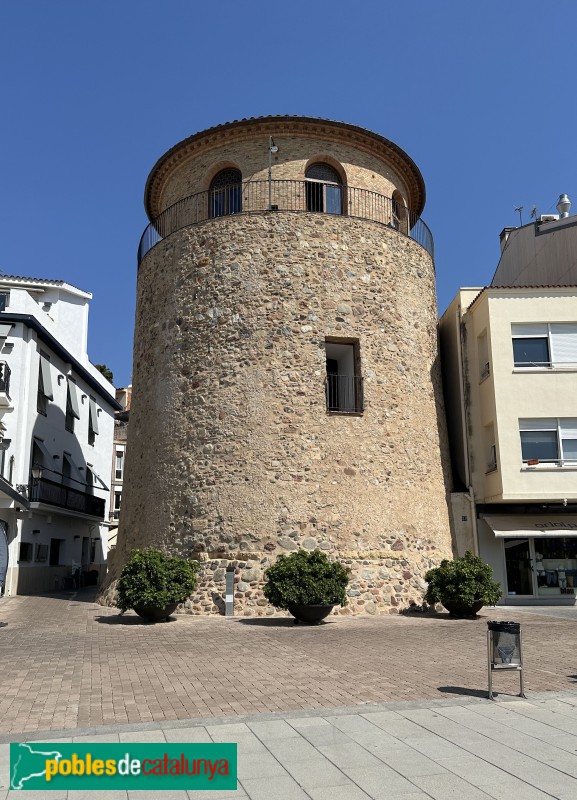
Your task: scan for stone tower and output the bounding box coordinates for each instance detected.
[115,116,453,615]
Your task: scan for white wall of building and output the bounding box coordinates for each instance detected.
[0,276,118,595]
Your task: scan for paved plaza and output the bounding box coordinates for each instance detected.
[1,592,577,798]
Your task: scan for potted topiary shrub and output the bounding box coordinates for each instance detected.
[263,550,350,624]
[424,551,502,618]
[117,548,199,622]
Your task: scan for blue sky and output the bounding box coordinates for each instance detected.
[1,2,575,386]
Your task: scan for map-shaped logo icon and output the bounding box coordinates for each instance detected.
[11,742,63,789]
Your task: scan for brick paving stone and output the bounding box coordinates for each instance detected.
[1,592,577,735]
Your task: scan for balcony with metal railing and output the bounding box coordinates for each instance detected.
[325,374,364,414]
[138,180,434,266]
[29,476,106,519]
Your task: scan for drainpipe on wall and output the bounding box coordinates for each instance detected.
[468,486,479,556]
[455,304,479,556]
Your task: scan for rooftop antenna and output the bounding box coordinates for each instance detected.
[514,206,524,226]
[530,206,538,219]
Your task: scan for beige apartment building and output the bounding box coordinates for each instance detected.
[440,285,577,604]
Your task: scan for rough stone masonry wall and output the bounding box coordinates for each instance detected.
[110,212,453,615]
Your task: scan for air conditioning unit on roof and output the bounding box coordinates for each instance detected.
[539,214,559,222]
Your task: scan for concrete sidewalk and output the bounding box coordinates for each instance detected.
[2,692,577,799]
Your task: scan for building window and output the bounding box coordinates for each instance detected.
[512,323,577,368]
[37,353,53,415]
[0,293,8,311]
[65,379,80,433]
[325,339,363,413]
[85,467,94,495]
[35,543,48,562]
[209,168,242,218]
[519,418,577,464]
[305,164,343,214]
[19,542,33,562]
[88,397,99,446]
[0,439,10,480]
[115,451,124,480]
[113,490,122,520]
[49,538,62,566]
[65,389,75,433]
[485,424,497,472]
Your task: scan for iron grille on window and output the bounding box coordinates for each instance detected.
[325,374,364,413]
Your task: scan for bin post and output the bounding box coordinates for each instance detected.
[225,566,235,617]
[487,620,525,700]
[487,629,494,700]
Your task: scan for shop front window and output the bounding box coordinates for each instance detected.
[534,537,577,598]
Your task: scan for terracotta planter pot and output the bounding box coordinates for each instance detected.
[442,600,484,618]
[288,604,335,625]
[133,603,179,622]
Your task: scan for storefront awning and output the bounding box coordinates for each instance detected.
[482,515,577,538]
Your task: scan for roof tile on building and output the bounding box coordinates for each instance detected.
[469,284,577,309]
[0,274,89,295]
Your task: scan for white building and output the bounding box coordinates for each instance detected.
[0,275,120,595]
[440,282,577,605]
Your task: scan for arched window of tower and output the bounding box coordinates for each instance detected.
[305,163,343,215]
[209,168,242,218]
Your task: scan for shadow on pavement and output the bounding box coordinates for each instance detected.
[93,614,178,625]
[0,622,7,628]
[28,588,99,604]
[437,686,489,699]
[238,617,338,627]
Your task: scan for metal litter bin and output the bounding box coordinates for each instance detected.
[487,620,525,700]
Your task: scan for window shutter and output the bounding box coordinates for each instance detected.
[511,323,548,337]
[33,437,53,462]
[519,418,557,431]
[39,355,53,400]
[67,380,81,419]
[559,419,577,438]
[550,324,577,365]
[89,398,99,434]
